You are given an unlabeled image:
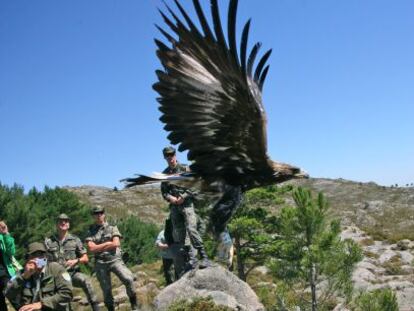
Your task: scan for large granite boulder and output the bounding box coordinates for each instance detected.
[154,265,264,311]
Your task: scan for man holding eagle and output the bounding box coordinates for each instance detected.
[123,0,308,270]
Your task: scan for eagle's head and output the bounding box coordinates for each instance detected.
[270,160,309,183]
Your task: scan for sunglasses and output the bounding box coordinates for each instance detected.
[164,153,175,158]
[93,212,104,216]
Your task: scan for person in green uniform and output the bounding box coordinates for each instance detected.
[45,214,100,311]
[161,146,211,277]
[85,206,138,311]
[5,242,73,311]
[0,221,17,311]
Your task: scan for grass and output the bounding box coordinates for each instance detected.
[359,238,375,246]
[382,255,403,275]
[167,297,233,311]
[364,250,380,259]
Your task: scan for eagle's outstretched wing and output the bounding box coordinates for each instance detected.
[121,172,199,188]
[154,0,274,187]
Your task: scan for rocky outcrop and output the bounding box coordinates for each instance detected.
[290,178,414,241]
[342,226,414,310]
[154,265,265,311]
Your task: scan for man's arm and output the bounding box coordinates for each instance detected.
[1,223,16,256]
[5,259,39,310]
[66,236,89,268]
[161,182,184,204]
[161,181,173,202]
[87,237,120,253]
[2,233,16,257]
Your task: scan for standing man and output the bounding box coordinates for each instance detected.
[0,221,16,311]
[161,146,211,276]
[85,206,138,311]
[45,214,100,311]
[5,242,73,311]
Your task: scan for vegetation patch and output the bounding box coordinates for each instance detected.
[166,296,233,311]
[352,288,399,311]
[382,255,403,275]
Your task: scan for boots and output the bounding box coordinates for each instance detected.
[105,305,114,311]
[198,248,212,269]
[130,296,139,311]
[91,302,101,311]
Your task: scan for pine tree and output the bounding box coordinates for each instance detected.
[268,187,362,310]
[228,185,287,281]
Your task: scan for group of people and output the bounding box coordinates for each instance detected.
[0,146,234,311]
[0,208,138,311]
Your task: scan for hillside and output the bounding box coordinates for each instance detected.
[289,178,414,241]
[65,184,168,225]
[65,178,414,309]
[66,178,414,241]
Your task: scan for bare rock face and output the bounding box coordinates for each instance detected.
[341,226,414,310]
[154,265,264,311]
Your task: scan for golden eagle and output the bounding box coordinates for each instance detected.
[123,0,308,234]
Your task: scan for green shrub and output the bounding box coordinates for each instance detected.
[353,288,399,311]
[167,296,233,311]
[116,216,160,265]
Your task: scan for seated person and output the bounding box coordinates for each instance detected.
[5,242,73,311]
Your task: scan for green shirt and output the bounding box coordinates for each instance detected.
[85,223,122,263]
[161,162,193,201]
[0,233,16,277]
[45,233,86,272]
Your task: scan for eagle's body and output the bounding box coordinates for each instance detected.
[123,0,308,234]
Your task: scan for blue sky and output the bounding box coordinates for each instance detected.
[1,0,413,190]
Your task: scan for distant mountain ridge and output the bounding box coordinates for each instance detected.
[65,178,414,241]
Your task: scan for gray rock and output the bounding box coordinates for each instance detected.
[332,303,350,311]
[396,286,414,311]
[253,266,270,275]
[378,249,398,264]
[154,265,264,311]
[399,251,414,265]
[397,239,411,250]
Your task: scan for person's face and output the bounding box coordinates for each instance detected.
[0,221,6,234]
[93,212,105,224]
[57,219,70,232]
[28,252,47,271]
[164,153,177,167]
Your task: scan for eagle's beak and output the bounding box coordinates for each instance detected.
[295,170,309,179]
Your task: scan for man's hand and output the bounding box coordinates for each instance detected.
[157,242,169,250]
[19,302,42,311]
[168,195,184,205]
[65,259,79,268]
[87,241,98,252]
[22,260,37,280]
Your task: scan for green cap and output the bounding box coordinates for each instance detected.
[57,213,70,221]
[162,146,176,156]
[91,206,105,214]
[27,242,47,255]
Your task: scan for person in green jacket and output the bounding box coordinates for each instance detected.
[5,242,73,311]
[0,220,16,311]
